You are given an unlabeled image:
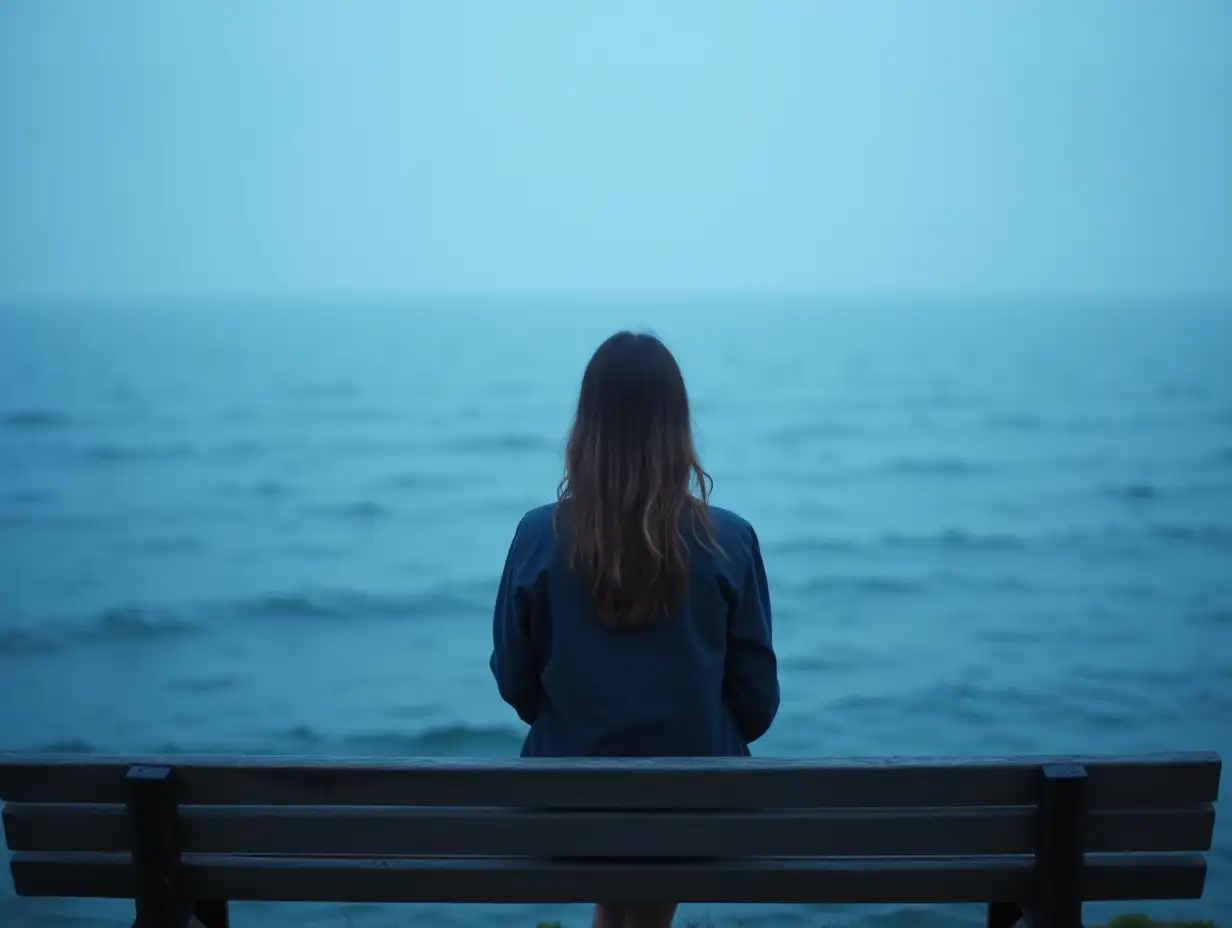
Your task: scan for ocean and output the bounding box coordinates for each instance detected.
[1,297,1229,928]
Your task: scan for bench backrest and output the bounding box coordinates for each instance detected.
[0,751,1220,908]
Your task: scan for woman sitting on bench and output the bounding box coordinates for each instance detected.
[491,331,782,928]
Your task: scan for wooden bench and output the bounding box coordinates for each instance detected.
[0,751,1221,928]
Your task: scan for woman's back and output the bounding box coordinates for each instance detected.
[491,500,778,757]
[489,330,779,760]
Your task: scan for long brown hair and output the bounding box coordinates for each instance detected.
[555,331,718,628]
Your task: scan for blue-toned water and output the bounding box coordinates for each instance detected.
[1,298,1230,928]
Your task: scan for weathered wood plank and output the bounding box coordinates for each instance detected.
[0,752,1220,809]
[2,802,1216,857]
[10,851,1208,903]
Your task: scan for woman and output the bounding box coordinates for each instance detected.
[490,331,780,928]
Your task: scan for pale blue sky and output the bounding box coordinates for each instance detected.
[1,1,1229,303]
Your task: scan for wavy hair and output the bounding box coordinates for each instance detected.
[555,332,719,628]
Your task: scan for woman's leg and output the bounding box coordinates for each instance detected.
[593,902,627,928]
[593,902,676,928]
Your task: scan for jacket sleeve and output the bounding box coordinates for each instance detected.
[723,526,780,744]
[490,519,543,725]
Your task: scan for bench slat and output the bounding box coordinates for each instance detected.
[10,851,1208,904]
[0,753,1220,809]
[2,802,1216,857]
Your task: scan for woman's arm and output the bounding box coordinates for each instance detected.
[490,520,543,725]
[723,526,780,743]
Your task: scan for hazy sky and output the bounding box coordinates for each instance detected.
[1,1,1229,303]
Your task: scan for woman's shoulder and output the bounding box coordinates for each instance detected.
[515,502,558,535]
[502,504,559,580]
[703,505,761,560]
[509,503,559,558]
[706,504,753,534]
[707,504,756,536]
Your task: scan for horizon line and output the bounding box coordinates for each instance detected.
[3,287,1231,313]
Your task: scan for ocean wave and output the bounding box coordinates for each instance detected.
[128,534,204,554]
[252,479,294,499]
[236,585,492,623]
[0,511,110,531]
[1151,523,1232,548]
[262,722,524,756]
[950,684,1058,724]
[1197,608,1232,627]
[771,530,1030,557]
[1086,664,1201,692]
[0,585,494,655]
[10,727,509,760]
[799,575,928,597]
[1194,683,1232,713]
[765,536,863,557]
[1,408,69,429]
[1100,581,1161,601]
[932,572,1037,593]
[0,607,199,652]
[1042,523,1232,557]
[173,673,239,693]
[880,456,986,477]
[28,739,97,754]
[282,723,324,744]
[1105,483,1160,502]
[783,654,859,673]
[240,592,346,619]
[215,437,308,458]
[83,441,196,462]
[1042,700,1136,731]
[835,682,1054,728]
[2,488,55,506]
[762,420,864,446]
[344,724,524,756]
[290,380,358,400]
[441,433,557,454]
[828,692,897,712]
[796,570,1039,600]
[984,412,1044,431]
[0,627,56,653]
[81,608,199,642]
[881,529,1027,551]
[382,470,460,491]
[978,626,1039,645]
[328,500,390,520]
[328,436,417,454]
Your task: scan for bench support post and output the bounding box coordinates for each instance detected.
[1029,763,1087,928]
[128,766,231,928]
[128,765,189,928]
